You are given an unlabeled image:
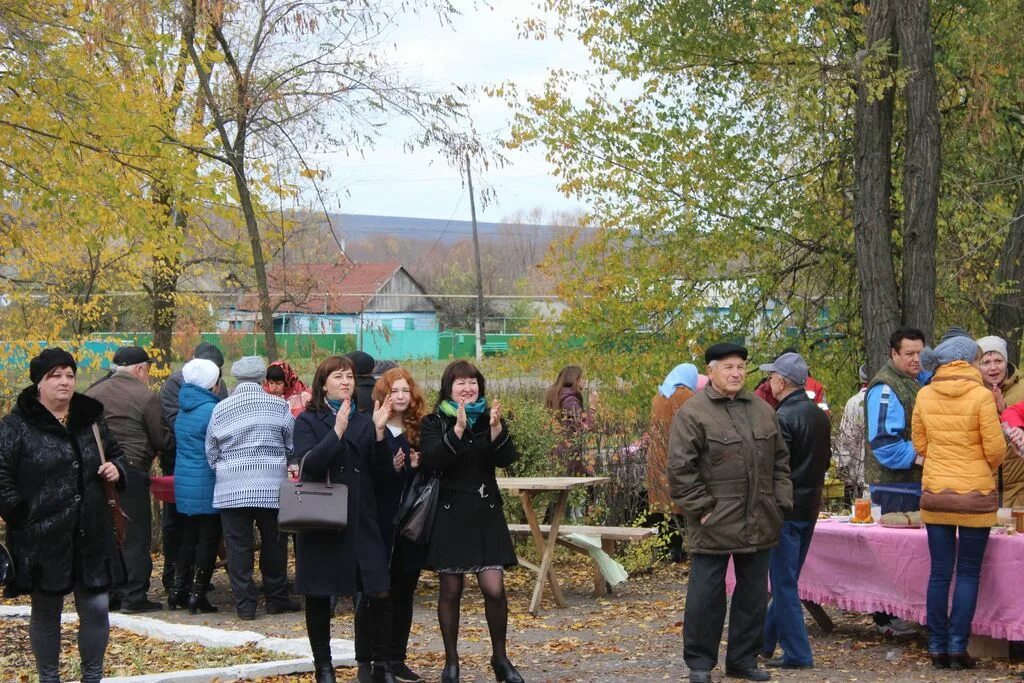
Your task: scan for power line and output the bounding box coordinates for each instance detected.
[409,191,466,274]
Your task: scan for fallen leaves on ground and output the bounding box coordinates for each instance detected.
[4,547,1023,681]
[0,616,279,680]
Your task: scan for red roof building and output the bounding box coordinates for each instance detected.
[222,261,438,334]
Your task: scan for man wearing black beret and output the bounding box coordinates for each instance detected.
[668,342,793,682]
[87,346,172,613]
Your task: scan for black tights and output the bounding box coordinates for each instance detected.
[438,569,508,666]
[175,514,221,578]
[306,595,334,664]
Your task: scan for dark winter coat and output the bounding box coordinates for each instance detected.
[0,387,128,596]
[292,408,389,596]
[173,384,220,516]
[420,410,518,570]
[668,384,793,555]
[374,428,426,572]
[775,389,832,521]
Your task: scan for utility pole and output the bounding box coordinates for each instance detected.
[466,152,486,361]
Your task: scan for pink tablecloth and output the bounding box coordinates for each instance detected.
[727,521,1024,641]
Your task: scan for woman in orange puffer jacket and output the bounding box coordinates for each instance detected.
[912,335,1006,671]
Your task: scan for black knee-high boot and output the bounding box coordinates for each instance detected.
[188,568,218,614]
[168,566,189,610]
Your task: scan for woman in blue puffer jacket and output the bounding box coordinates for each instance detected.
[170,358,223,614]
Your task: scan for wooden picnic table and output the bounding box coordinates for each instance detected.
[497,476,610,615]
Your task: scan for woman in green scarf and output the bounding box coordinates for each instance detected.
[419,359,523,683]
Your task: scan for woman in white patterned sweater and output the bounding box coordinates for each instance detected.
[205,355,299,620]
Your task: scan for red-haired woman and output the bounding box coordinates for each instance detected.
[371,367,428,682]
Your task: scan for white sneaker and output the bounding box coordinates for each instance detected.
[876,617,918,637]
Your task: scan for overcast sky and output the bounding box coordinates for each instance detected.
[313,3,591,223]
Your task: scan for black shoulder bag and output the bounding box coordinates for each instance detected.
[394,468,440,545]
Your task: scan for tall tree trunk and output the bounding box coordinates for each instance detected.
[990,191,1024,365]
[232,159,278,360]
[854,0,901,374]
[896,0,940,339]
[151,249,181,372]
[150,191,184,371]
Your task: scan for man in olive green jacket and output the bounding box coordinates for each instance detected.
[669,343,793,683]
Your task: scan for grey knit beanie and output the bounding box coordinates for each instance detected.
[920,336,979,373]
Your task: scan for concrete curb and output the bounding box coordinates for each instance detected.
[0,605,355,681]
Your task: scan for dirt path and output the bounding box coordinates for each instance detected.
[138,553,1023,682]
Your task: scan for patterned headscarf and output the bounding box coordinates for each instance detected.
[264,360,308,399]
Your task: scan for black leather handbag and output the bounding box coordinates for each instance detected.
[278,455,348,533]
[394,469,440,544]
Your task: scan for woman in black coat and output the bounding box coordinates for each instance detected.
[0,348,126,683]
[293,355,394,683]
[421,360,523,683]
[370,367,428,683]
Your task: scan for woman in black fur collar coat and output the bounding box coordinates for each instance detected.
[0,348,127,683]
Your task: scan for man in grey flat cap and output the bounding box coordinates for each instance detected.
[206,356,298,619]
[759,352,831,670]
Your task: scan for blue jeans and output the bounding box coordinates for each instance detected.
[925,524,990,655]
[763,520,816,666]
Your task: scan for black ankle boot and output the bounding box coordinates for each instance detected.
[371,662,398,683]
[314,661,337,683]
[390,661,423,683]
[312,642,336,683]
[188,568,218,614]
[440,663,460,683]
[491,656,524,683]
[167,568,189,610]
[930,653,949,669]
[949,653,977,670]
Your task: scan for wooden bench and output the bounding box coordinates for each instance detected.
[508,524,656,596]
[481,340,509,355]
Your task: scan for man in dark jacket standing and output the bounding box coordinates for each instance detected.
[669,343,792,683]
[86,346,172,613]
[157,341,228,592]
[758,352,831,670]
[346,350,376,414]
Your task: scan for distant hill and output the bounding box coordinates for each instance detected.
[278,212,576,300]
[326,213,564,250]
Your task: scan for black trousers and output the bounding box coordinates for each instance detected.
[161,502,186,590]
[176,514,222,578]
[388,565,421,661]
[112,467,153,605]
[683,550,770,673]
[219,507,289,613]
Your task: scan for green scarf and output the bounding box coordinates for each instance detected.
[440,397,487,427]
